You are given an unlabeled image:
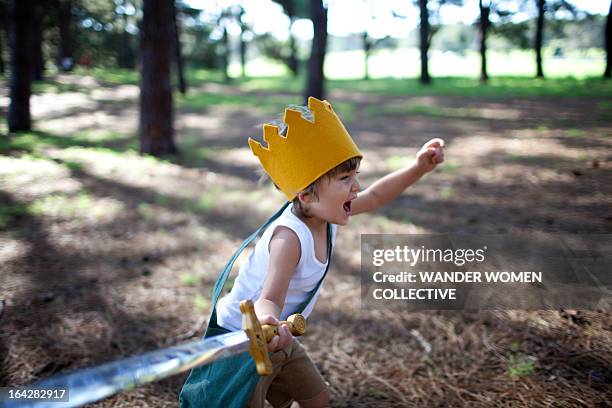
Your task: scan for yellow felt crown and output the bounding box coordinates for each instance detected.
[248,97,362,201]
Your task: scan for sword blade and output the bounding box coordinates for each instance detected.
[2,331,249,408]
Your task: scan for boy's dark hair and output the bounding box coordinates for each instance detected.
[258,104,361,217]
[292,156,361,218]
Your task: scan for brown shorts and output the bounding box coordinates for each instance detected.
[247,338,327,408]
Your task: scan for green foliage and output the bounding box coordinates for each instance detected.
[254,33,296,72]
[565,128,586,138]
[440,162,461,173]
[440,186,455,199]
[29,192,94,217]
[70,0,139,68]
[182,22,220,69]
[193,294,210,311]
[0,129,134,156]
[77,67,140,85]
[177,91,297,114]
[272,0,308,19]
[0,204,31,229]
[32,80,91,94]
[180,273,201,286]
[368,103,478,119]
[507,341,536,378]
[507,354,536,378]
[491,20,532,50]
[138,202,155,221]
[433,23,475,53]
[386,156,413,171]
[329,76,612,98]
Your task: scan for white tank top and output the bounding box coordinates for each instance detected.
[216,204,338,331]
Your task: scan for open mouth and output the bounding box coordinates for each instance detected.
[343,200,352,215]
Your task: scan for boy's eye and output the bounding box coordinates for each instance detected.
[340,171,359,181]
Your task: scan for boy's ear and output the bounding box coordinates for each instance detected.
[297,190,313,204]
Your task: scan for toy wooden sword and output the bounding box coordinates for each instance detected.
[1,300,306,408]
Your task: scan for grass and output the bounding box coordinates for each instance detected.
[32,80,92,94]
[330,76,612,98]
[180,273,201,287]
[176,92,298,114]
[507,342,536,379]
[74,67,140,85]
[367,103,481,119]
[386,156,413,171]
[439,162,462,174]
[29,192,94,217]
[0,129,135,157]
[218,74,611,98]
[32,55,611,103]
[0,190,123,228]
[0,203,31,229]
[193,294,210,311]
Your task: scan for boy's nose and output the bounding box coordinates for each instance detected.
[351,179,361,192]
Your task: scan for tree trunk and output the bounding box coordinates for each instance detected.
[238,6,247,77]
[139,0,176,156]
[363,31,371,80]
[479,0,490,82]
[288,17,299,76]
[173,4,187,94]
[604,0,611,79]
[8,0,36,132]
[58,0,73,71]
[0,22,5,75]
[0,2,6,75]
[32,14,44,81]
[535,0,545,78]
[304,0,327,102]
[282,0,299,77]
[221,24,230,83]
[240,30,247,77]
[419,0,430,84]
[118,10,136,69]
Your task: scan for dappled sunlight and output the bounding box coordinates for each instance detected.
[0,239,31,265]
[0,155,82,201]
[46,147,212,199]
[31,92,97,118]
[179,113,224,130]
[371,102,523,120]
[38,105,138,135]
[91,84,139,101]
[29,193,125,222]
[216,147,265,168]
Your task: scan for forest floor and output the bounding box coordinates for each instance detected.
[1,71,612,407]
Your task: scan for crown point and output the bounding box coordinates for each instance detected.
[284,109,302,125]
[307,96,322,109]
[307,96,333,115]
[248,137,264,157]
[263,124,280,145]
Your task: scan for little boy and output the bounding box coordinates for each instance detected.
[180,97,444,408]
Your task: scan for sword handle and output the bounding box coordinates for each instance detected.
[240,301,309,376]
[241,300,273,376]
[261,314,307,342]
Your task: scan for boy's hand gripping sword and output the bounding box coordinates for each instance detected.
[1,300,306,408]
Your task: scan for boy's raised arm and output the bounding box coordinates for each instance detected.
[351,138,445,215]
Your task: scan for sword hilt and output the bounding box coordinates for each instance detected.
[261,314,307,342]
[239,300,307,376]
